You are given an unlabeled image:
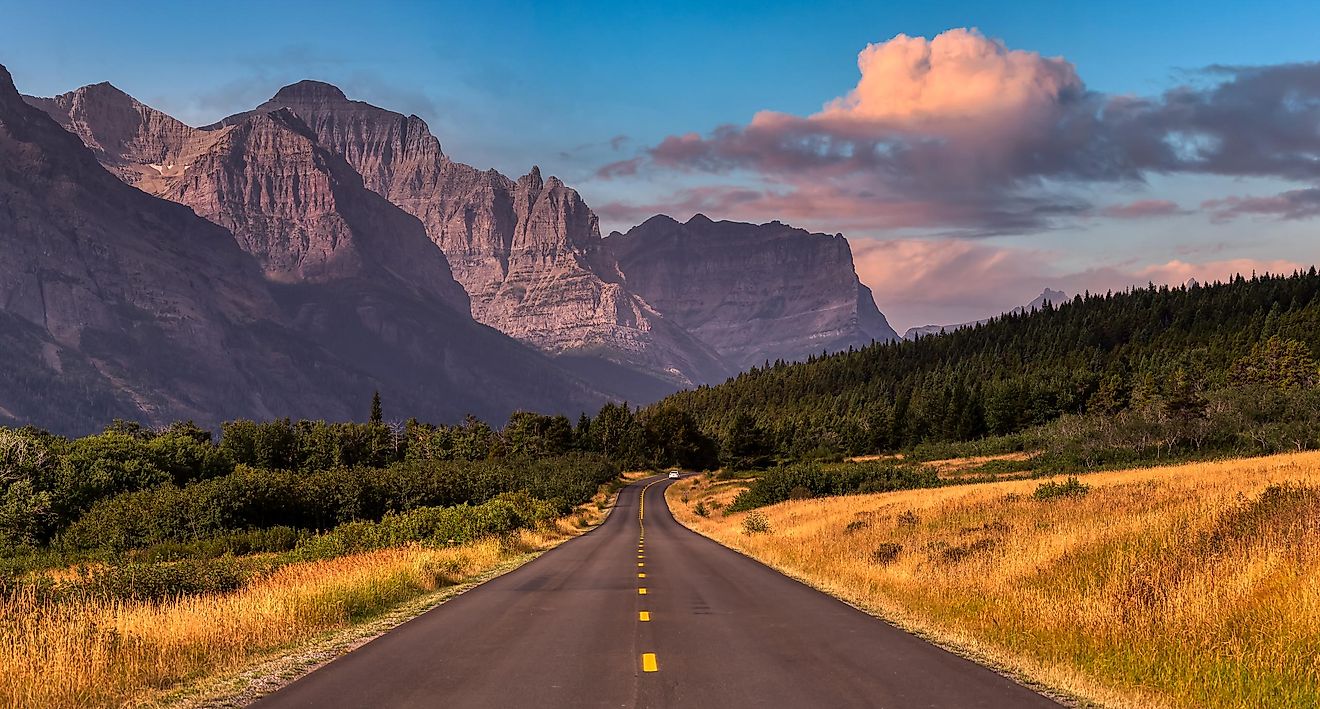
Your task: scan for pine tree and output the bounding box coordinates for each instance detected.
[370,391,383,424]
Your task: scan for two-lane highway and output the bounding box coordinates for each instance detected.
[254,477,1059,708]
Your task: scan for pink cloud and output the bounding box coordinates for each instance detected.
[850,237,1306,329]
[1202,187,1320,222]
[1100,199,1182,219]
[595,156,644,178]
[598,28,1320,236]
[1125,258,1304,286]
[817,28,1080,129]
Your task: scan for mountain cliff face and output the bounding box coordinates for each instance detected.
[209,82,729,389]
[8,68,608,433]
[605,215,898,370]
[29,85,470,312]
[24,76,903,405]
[0,64,362,431]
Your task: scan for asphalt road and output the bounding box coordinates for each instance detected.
[252,477,1060,708]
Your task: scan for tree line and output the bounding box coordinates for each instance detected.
[647,270,1320,463]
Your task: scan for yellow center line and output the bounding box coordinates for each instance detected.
[638,588,647,595]
[639,611,651,622]
[641,653,658,672]
[639,478,662,521]
[638,562,644,567]
[638,572,646,578]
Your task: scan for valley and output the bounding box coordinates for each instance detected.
[3,7,1320,707]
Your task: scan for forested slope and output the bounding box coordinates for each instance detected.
[652,271,1320,458]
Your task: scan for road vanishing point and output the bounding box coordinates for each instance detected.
[253,477,1061,708]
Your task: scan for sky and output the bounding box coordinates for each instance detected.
[2,0,1318,330]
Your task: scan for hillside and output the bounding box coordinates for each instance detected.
[652,271,1320,457]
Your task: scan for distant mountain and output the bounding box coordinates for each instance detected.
[903,289,1069,340]
[7,65,608,433]
[207,81,899,382]
[20,74,905,418]
[605,215,898,371]
[204,81,729,391]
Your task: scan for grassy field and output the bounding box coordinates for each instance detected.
[0,491,614,709]
[669,453,1320,708]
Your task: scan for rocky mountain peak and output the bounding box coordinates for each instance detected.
[1025,288,1069,310]
[2,63,605,430]
[21,67,904,399]
[519,165,544,191]
[271,79,349,104]
[25,80,216,192]
[0,66,22,112]
[629,214,680,232]
[606,217,898,370]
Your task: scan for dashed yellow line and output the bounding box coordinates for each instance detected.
[636,481,665,675]
[639,478,662,521]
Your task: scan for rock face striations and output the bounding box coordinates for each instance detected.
[209,83,729,391]
[20,75,902,421]
[30,84,469,311]
[9,68,607,433]
[211,82,899,380]
[604,215,898,371]
[0,65,358,431]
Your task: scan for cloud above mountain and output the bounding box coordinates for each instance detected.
[599,28,1320,236]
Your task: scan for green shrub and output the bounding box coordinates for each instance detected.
[51,454,615,556]
[742,511,771,535]
[871,542,903,564]
[1033,476,1090,500]
[295,493,558,560]
[73,557,249,601]
[940,537,997,563]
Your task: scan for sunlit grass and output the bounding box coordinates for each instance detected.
[670,452,1320,708]
[0,495,610,709]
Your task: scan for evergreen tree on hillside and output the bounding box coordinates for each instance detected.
[370,391,383,424]
[722,412,771,470]
[646,270,1320,458]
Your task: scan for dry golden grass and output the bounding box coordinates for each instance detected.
[0,499,610,709]
[670,453,1320,709]
[921,451,1034,479]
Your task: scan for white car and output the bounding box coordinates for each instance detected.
[668,471,681,479]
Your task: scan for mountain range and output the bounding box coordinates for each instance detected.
[1,63,897,432]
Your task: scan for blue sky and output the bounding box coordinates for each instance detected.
[3,1,1318,328]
